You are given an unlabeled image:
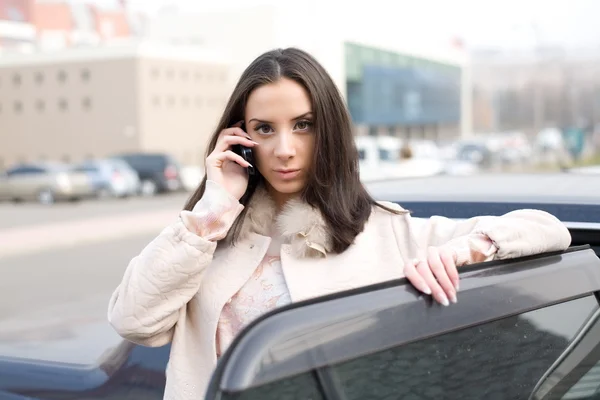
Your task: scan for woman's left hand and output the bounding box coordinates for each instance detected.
[403,246,459,306]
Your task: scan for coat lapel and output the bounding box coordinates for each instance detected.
[227,185,333,259]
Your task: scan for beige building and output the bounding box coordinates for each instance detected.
[471,47,600,134]
[146,3,471,142]
[0,42,231,169]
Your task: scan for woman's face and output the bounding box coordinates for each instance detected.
[245,78,315,207]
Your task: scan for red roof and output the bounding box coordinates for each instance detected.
[33,2,74,31]
[0,0,35,22]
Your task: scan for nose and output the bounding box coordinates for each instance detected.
[273,131,296,160]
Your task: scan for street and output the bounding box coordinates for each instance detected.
[0,194,188,364]
[0,193,189,230]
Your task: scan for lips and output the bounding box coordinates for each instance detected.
[274,169,300,180]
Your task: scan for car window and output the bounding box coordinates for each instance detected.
[6,166,45,176]
[119,154,166,170]
[530,308,600,399]
[6,167,28,176]
[217,295,599,400]
[73,165,99,173]
[109,159,131,171]
[219,373,324,400]
[378,148,396,161]
[560,363,600,399]
[329,296,598,400]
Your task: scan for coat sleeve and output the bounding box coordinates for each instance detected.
[107,180,243,346]
[385,202,572,266]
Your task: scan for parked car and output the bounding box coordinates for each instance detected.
[1,173,599,399]
[109,153,183,196]
[73,159,141,199]
[0,162,95,204]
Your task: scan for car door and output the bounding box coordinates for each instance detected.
[206,246,600,400]
[530,307,600,399]
[0,170,9,200]
[4,166,35,200]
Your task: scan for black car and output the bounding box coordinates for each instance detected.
[1,173,600,399]
[110,153,183,196]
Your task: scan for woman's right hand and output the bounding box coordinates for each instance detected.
[205,121,258,200]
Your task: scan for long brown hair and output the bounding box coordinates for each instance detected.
[184,48,403,253]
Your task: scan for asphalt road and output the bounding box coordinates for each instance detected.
[0,192,190,230]
[0,232,157,364]
[0,193,190,364]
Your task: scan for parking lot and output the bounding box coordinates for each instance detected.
[0,193,190,364]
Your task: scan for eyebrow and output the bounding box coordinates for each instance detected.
[248,112,313,124]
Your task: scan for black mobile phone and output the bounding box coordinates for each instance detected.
[232,122,256,176]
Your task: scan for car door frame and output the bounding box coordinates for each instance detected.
[206,245,600,400]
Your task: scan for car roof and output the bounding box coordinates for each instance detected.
[366,172,600,205]
[9,162,68,171]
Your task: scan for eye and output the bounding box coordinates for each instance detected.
[254,123,274,135]
[294,120,313,131]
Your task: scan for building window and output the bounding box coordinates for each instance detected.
[58,98,68,111]
[181,70,189,80]
[13,74,21,86]
[195,97,203,108]
[181,96,189,107]
[82,97,92,110]
[35,72,44,85]
[57,70,67,83]
[195,71,202,81]
[151,68,159,79]
[167,96,175,107]
[36,100,45,112]
[153,96,161,107]
[81,69,90,82]
[167,69,174,80]
[14,101,23,113]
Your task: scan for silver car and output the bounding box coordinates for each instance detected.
[73,159,141,199]
[0,162,96,204]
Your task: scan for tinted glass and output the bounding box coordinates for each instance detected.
[221,372,323,400]
[533,309,600,399]
[118,154,166,170]
[378,148,396,161]
[560,362,600,399]
[73,165,99,173]
[329,296,598,400]
[7,166,44,176]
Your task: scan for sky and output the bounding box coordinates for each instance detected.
[82,0,600,51]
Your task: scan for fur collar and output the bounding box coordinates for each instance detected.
[227,185,332,258]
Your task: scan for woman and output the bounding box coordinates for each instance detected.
[108,48,571,400]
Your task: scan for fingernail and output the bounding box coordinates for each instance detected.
[251,141,259,145]
[422,285,432,295]
[450,292,457,304]
[455,282,460,291]
[438,292,450,307]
